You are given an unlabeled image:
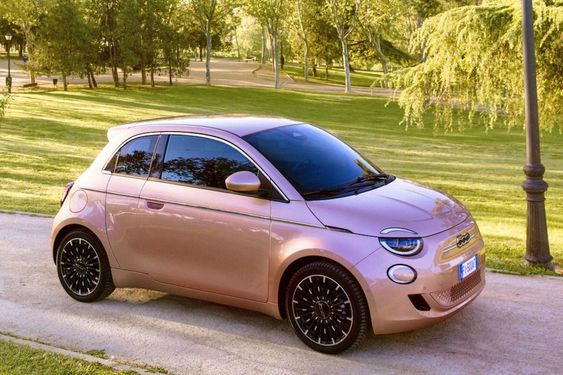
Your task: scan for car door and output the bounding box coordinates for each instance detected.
[135,133,273,302]
[104,134,159,269]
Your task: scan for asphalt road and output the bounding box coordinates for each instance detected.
[0,212,561,374]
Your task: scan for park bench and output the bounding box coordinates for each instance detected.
[22,82,38,89]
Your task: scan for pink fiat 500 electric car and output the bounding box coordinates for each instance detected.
[51,117,485,353]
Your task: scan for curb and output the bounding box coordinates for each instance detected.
[0,333,164,375]
[0,209,54,218]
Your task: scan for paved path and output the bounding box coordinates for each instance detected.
[0,212,562,374]
[0,57,395,97]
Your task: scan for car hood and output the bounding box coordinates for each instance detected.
[305,178,468,237]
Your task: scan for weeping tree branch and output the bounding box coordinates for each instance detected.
[396,0,563,132]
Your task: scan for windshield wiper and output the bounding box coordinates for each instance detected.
[302,173,393,199]
[354,173,392,184]
[302,185,348,198]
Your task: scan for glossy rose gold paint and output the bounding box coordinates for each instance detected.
[51,116,485,334]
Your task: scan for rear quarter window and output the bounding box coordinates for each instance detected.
[105,135,158,177]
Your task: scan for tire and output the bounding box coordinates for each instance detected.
[56,230,115,302]
[285,261,370,354]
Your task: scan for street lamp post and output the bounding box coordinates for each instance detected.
[521,0,552,267]
[4,32,12,93]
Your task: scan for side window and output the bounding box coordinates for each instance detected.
[107,135,158,177]
[161,135,259,190]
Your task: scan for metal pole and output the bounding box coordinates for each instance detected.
[521,0,552,267]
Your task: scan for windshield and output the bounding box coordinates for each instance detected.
[243,124,393,200]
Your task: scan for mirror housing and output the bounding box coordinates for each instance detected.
[225,171,261,193]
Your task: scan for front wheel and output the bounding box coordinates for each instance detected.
[56,230,115,302]
[285,261,370,354]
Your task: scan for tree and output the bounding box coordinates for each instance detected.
[397,0,563,132]
[189,0,234,85]
[30,0,94,91]
[245,0,288,89]
[323,0,361,93]
[289,0,315,81]
[137,0,171,85]
[358,0,411,80]
[0,0,49,84]
[307,0,340,79]
[88,0,122,87]
[161,0,199,86]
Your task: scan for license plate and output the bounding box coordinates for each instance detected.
[459,255,478,280]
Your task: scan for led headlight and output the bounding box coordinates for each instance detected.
[379,237,423,256]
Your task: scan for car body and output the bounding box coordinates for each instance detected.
[51,116,485,353]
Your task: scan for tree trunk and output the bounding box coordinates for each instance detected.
[141,58,147,85]
[150,67,155,87]
[86,68,93,89]
[24,30,36,84]
[234,29,241,62]
[122,65,127,90]
[373,36,389,86]
[109,43,119,87]
[341,38,351,93]
[62,73,68,91]
[90,68,97,88]
[205,23,212,86]
[303,41,309,81]
[270,36,275,71]
[169,56,173,85]
[177,48,183,77]
[260,27,266,64]
[272,34,280,89]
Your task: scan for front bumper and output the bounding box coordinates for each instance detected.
[354,217,486,335]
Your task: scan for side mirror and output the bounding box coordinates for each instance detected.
[225,171,261,193]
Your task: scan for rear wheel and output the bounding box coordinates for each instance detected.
[285,261,370,354]
[56,230,115,302]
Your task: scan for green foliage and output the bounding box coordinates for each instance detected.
[28,0,94,90]
[0,92,12,126]
[305,0,341,69]
[233,15,264,57]
[397,0,563,132]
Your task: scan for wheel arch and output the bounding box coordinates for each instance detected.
[277,255,371,323]
[52,224,102,263]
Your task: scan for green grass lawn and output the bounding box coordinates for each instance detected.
[284,63,385,87]
[0,84,561,274]
[0,339,135,375]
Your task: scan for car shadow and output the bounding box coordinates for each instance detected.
[101,287,476,356]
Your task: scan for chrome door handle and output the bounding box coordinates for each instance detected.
[146,201,164,210]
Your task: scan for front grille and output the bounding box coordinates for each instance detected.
[430,270,482,308]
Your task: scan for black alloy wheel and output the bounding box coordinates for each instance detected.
[56,230,115,302]
[286,261,370,354]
